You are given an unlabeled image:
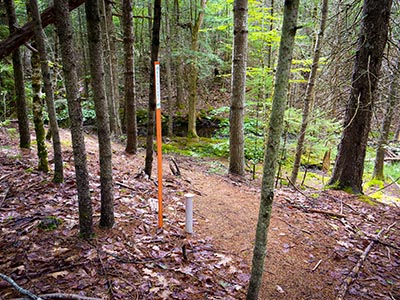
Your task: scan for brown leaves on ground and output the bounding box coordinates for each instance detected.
[0,127,399,300]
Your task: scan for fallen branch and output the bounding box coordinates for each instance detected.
[307,208,346,219]
[336,222,397,300]
[0,272,43,300]
[366,175,400,196]
[169,158,181,176]
[14,294,103,300]
[0,184,11,208]
[116,181,136,191]
[0,0,85,59]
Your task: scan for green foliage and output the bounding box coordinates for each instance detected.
[50,99,96,127]
[38,216,62,231]
[162,137,229,158]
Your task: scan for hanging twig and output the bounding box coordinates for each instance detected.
[0,272,43,300]
[336,222,397,300]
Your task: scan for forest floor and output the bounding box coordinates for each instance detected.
[0,127,399,300]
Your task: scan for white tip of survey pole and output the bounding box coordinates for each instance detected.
[184,193,195,234]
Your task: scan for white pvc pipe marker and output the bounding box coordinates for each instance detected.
[184,193,195,233]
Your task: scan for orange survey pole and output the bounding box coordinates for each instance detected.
[154,61,163,228]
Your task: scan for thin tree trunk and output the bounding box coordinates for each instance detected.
[328,0,392,194]
[164,0,174,137]
[54,0,93,238]
[229,0,249,176]
[373,46,399,180]
[5,0,31,149]
[29,0,64,182]
[108,3,121,136]
[26,0,48,172]
[144,0,161,177]
[174,0,184,111]
[187,0,206,138]
[85,0,115,228]
[77,7,90,99]
[100,0,115,133]
[290,0,328,185]
[123,0,138,153]
[246,0,299,299]
[30,44,49,172]
[266,0,274,70]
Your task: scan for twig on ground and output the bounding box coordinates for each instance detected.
[307,208,346,219]
[95,245,115,300]
[311,259,322,272]
[336,222,397,300]
[286,176,313,201]
[0,184,11,208]
[13,294,103,300]
[0,272,43,300]
[169,158,181,176]
[366,176,400,196]
[116,181,136,191]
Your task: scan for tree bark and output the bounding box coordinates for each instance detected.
[144,0,161,177]
[0,0,86,59]
[290,0,328,185]
[54,0,93,238]
[123,0,138,154]
[328,0,392,194]
[246,0,299,299]
[30,42,49,172]
[373,46,399,180]
[229,0,248,176]
[29,0,64,183]
[5,0,31,149]
[85,0,115,228]
[187,0,206,138]
[26,0,48,172]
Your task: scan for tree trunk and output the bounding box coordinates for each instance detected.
[328,0,392,194]
[246,0,299,299]
[100,0,120,136]
[144,0,161,177]
[30,45,49,172]
[0,0,86,59]
[373,46,399,180]
[123,0,138,154]
[164,0,174,137]
[5,0,31,149]
[290,0,328,185]
[229,0,248,176]
[85,0,115,229]
[77,7,90,99]
[26,0,48,172]
[54,0,93,238]
[187,0,206,138]
[29,0,64,182]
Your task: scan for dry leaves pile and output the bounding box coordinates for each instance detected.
[0,131,248,299]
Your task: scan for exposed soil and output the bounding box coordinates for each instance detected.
[0,127,399,300]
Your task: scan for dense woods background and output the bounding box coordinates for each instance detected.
[0,0,399,298]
